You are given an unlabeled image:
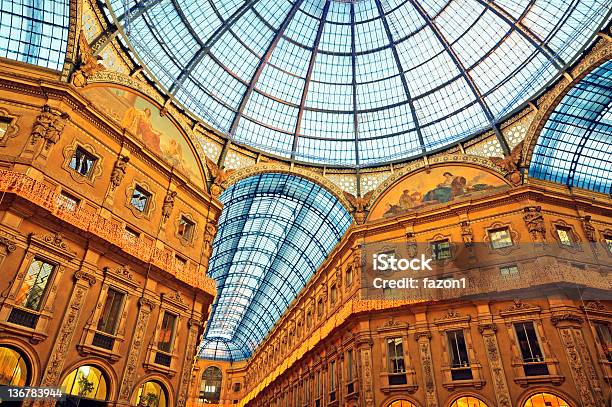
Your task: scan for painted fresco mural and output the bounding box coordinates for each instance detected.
[369,166,508,220]
[80,86,204,188]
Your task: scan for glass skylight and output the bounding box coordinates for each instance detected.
[529,60,612,195]
[105,0,610,166]
[200,173,351,361]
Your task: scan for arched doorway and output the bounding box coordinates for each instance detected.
[388,400,418,407]
[524,392,572,407]
[0,346,29,386]
[0,346,30,406]
[199,366,222,403]
[450,396,489,407]
[60,365,109,406]
[134,380,168,407]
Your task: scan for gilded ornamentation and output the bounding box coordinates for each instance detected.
[71,30,105,87]
[162,190,177,223]
[110,154,130,190]
[205,156,234,198]
[343,190,374,224]
[523,206,546,241]
[489,141,524,186]
[118,298,154,401]
[30,105,69,150]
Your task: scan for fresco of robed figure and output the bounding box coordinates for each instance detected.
[369,166,507,220]
[80,86,204,189]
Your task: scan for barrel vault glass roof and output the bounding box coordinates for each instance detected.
[529,60,612,195]
[104,0,610,167]
[0,0,70,71]
[200,173,351,361]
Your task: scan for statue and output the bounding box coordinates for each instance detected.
[71,30,105,87]
[489,141,523,186]
[582,215,596,242]
[31,105,69,150]
[205,157,234,198]
[162,190,177,223]
[110,155,130,190]
[523,206,546,242]
[343,190,374,224]
[203,223,217,258]
[460,221,473,247]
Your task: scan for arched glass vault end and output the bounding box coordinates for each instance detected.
[529,60,612,195]
[0,0,70,70]
[200,173,352,361]
[104,0,611,166]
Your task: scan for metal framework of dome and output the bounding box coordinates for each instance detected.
[529,60,612,195]
[103,0,610,167]
[200,173,351,361]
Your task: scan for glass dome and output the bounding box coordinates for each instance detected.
[105,0,610,167]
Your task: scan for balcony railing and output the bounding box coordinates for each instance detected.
[0,170,216,295]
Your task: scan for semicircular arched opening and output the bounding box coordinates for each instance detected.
[200,172,352,361]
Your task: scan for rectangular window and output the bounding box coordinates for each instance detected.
[514,322,549,376]
[595,323,612,362]
[0,118,9,139]
[330,284,337,304]
[431,239,451,260]
[15,259,55,311]
[447,330,473,380]
[489,227,513,249]
[317,299,324,318]
[387,337,408,385]
[556,226,574,246]
[500,265,519,277]
[347,349,354,382]
[158,311,177,353]
[130,186,151,212]
[58,190,80,211]
[177,216,195,241]
[233,382,241,392]
[97,288,125,334]
[346,266,353,286]
[329,360,336,390]
[603,234,612,254]
[69,146,97,176]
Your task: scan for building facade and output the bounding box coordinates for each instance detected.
[0,59,220,406]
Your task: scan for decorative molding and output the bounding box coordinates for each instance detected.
[416,334,438,407]
[176,321,200,407]
[480,328,511,407]
[30,232,76,259]
[161,290,188,310]
[434,309,471,325]
[61,139,104,185]
[221,163,354,215]
[523,206,546,242]
[500,299,541,316]
[558,328,599,407]
[0,236,17,254]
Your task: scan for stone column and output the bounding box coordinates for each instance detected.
[116,297,155,405]
[552,312,604,407]
[176,318,202,407]
[33,270,97,407]
[415,331,438,407]
[478,323,511,407]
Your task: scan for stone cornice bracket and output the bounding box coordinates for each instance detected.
[74,270,97,286]
[205,156,234,198]
[478,323,498,334]
[343,190,374,224]
[0,236,17,253]
[71,30,105,88]
[550,311,584,327]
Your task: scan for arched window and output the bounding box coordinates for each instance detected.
[524,392,571,407]
[388,400,418,407]
[135,380,168,407]
[0,346,29,386]
[200,366,222,403]
[61,365,108,401]
[450,396,489,407]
